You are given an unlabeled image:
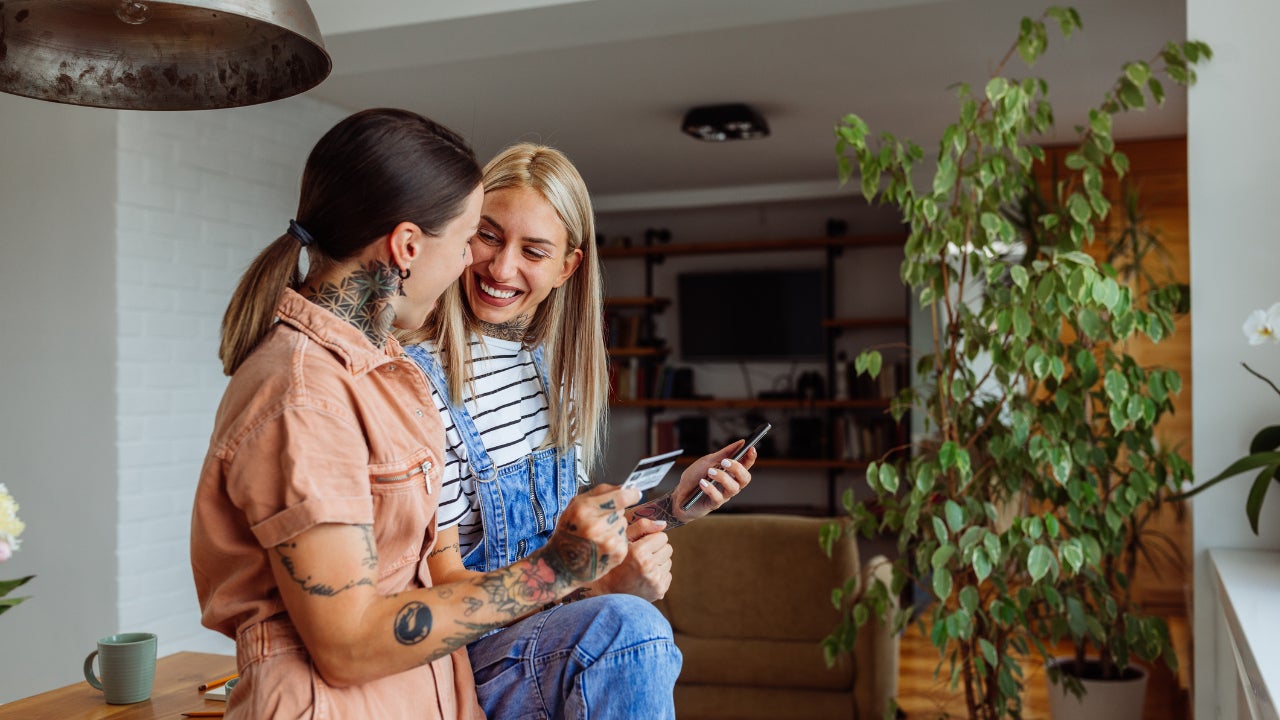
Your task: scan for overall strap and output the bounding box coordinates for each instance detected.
[403,344,496,482]
[532,345,554,406]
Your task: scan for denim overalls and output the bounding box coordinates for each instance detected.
[404,342,578,572]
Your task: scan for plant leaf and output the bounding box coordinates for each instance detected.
[1246,465,1280,535]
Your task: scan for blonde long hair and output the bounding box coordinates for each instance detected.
[407,144,608,475]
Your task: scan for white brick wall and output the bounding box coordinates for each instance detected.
[114,97,349,655]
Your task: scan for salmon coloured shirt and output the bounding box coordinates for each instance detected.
[190,288,482,719]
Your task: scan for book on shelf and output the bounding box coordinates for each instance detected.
[847,358,909,400]
[832,415,902,461]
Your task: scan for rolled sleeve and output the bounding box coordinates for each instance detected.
[228,404,375,548]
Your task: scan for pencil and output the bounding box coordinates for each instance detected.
[182,712,224,718]
[197,673,238,692]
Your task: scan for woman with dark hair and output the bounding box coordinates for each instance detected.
[190,111,640,719]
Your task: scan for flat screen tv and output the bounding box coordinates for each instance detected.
[678,268,826,361]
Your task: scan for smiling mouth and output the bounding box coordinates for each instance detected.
[478,277,521,300]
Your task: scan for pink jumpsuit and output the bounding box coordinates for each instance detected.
[191,289,484,720]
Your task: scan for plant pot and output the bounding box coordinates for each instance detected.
[1046,657,1148,720]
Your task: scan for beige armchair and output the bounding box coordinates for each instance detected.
[654,513,898,720]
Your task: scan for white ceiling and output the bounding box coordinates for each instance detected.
[303,0,1187,206]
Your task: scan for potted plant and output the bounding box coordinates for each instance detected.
[1173,307,1280,534]
[819,7,1207,719]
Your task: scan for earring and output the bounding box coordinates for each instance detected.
[399,267,411,280]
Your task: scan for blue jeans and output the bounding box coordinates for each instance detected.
[468,594,682,720]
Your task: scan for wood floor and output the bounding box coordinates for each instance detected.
[895,620,1189,720]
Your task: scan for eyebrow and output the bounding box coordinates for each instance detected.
[481,215,556,246]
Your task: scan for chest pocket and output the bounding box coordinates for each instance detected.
[369,453,437,585]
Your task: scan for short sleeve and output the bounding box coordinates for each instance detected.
[225,405,374,548]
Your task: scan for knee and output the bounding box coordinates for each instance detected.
[571,595,676,655]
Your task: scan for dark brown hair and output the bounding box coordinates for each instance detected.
[219,109,481,375]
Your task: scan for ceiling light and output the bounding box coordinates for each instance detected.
[682,103,770,142]
[0,0,331,111]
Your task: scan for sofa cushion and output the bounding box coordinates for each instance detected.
[657,514,860,642]
[673,684,853,720]
[673,633,855,690]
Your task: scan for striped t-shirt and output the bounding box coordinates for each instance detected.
[421,335,586,558]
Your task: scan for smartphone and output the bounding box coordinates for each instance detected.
[680,422,771,511]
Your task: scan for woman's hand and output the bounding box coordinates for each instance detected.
[543,483,642,585]
[672,440,756,522]
[591,518,673,601]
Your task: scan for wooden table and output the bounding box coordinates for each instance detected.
[0,652,236,720]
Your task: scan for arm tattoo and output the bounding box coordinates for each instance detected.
[427,542,459,559]
[304,260,403,348]
[630,495,686,530]
[394,601,432,645]
[561,587,593,604]
[359,525,378,570]
[475,555,564,615]
[274,541,376,596]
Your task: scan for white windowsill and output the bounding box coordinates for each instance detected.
[1211,549,1280,720]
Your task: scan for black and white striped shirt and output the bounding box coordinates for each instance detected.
[423,335,585,557]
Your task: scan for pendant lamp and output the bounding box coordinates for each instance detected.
[0,0,331,110]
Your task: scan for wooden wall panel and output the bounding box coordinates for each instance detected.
[1038,137,1192,611]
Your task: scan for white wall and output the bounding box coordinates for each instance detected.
[0,96,118,701]
[114,97,349,660]
[1187,1,1280,718]
[0,93,348,703]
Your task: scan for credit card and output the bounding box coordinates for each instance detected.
[621,449,683,492]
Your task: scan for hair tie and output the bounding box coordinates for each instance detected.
[287,219,316,247]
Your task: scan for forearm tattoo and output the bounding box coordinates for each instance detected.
[477,315,531,342]
[394,602,432,645]
[631,495,686,530]
[274,540,376,597]
[359,525,378,570]
[427,542,459,559]
[304,260,402,348]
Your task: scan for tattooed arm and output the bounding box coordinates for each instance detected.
[627,440,758,529]
[268,483,639,688]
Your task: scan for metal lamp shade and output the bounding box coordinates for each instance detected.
[0,0,331,110]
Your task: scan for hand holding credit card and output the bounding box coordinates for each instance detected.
[621,449,683,492]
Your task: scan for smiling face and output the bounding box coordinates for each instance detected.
[463,186,583,328]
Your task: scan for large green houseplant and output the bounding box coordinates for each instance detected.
[819,8,1207,719]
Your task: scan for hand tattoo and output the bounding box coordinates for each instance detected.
[274,541,375,596]
[631,495,686,530]
[305,260,403,347]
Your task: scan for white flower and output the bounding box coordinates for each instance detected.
[0,484,23,558]
[1242,303,1280,345]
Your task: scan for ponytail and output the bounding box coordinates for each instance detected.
[219,234,303,375]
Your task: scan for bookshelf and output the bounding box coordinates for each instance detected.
[601,231,911,515]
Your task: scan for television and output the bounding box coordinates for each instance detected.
[677,268,826,360]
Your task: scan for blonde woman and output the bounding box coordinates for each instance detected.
[190,114,639,719]
[403,143,756,719]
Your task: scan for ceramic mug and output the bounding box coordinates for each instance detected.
[83,632,157,704]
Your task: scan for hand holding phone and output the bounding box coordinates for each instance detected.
[680,422,770,512]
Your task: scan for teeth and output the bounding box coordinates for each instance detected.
[479,279,517,299]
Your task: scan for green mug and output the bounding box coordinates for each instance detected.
[83,632,157,704]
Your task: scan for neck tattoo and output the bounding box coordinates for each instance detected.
[478,316,531,342]
[304,259,402,348]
